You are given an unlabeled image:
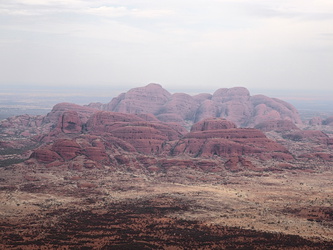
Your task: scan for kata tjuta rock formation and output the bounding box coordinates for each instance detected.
[171,118,293,161]
[93,83,302,127]
[27,113,295,172]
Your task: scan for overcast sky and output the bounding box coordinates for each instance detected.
[1,0,333,92]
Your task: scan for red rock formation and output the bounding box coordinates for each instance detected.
[61,111,83,134]
[45,102,97,124]
[104,83,171,114]
[156,113,185,124]
[171,118,292,160]
[299,153,333,161]
[85,111,144,133]
[108,125,169,154]
[225,156,257,172]
[0,114,45,137]
[212,87,250,103]
[30,148,62,163]
[85,102,103,110]
[136,113,160,122]
[52,139,81,161]
[254,120,299,132]
[159,93,199,121]
[283,130,329,143]
[80,147,109,163]
[85,112,186,154]
[193,100,220,123]
[191,118,236,132]
[249,95,302,126]
[192,93,212,103]
[101,84,302,128]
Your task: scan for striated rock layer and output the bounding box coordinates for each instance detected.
[171,118,293,161]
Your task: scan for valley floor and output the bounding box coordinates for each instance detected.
[1,163,333,249]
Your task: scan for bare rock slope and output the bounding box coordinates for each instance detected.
[100,83,302,127]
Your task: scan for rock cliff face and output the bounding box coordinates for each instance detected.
[101,84,302,127]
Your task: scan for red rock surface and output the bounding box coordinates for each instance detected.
[103,121,185,154]
[80,146,109,163]
[7,84,333,175]
[254,120,300,132]
[0,114,45,137]
[283,130,329,143]
[101,84,302,127]
[160,93,199,121]
[45,102,98,124]
[299,153,333,161]
[224,156,257,172]
[85,111,144,133]
[104,83,171,114]
[172,118,292,160]
[61,111,83,134]
[191,118,237,132]
[30,148,62,163]
[52,139,81,161]
[249,95,302,127]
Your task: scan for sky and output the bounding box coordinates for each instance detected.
[1,0,333,93]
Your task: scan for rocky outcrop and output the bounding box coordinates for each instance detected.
[52,139,81,161]
[191,118,236,132]
[299,153,333,161]
[45,102,98,125]
[171,118,292,160]
[83,111,186,154]
[60,111,83,134]
[0,114,45,137]
[85,111,144,134]
[30,148,62,163]
[254,120,299,132]
[159,93,200,121]
[224,156,257,172]
[103,83,172,114]
[101,84,302,128]
[283,130,330,144]
[249,95,302,126]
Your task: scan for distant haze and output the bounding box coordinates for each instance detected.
[1,0,333,91]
